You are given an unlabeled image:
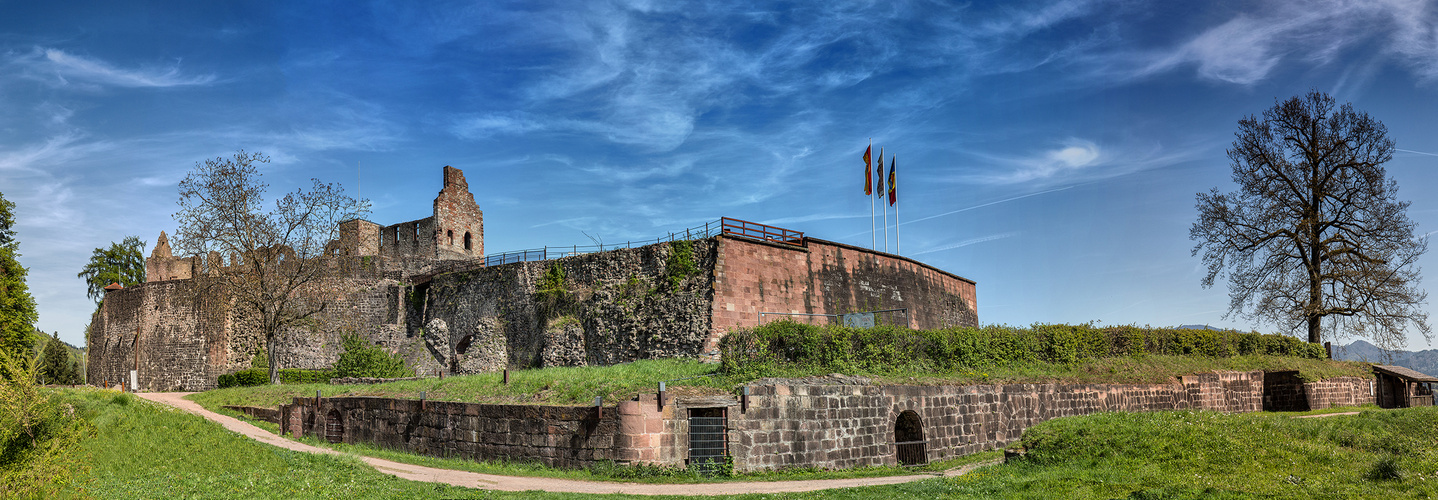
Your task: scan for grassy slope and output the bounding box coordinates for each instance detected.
[188,355,1372,410]
[57,386,1438,499]
[57,388,496,499]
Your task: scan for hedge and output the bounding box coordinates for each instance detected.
[718,321,1327,377]
[217,368,336,388]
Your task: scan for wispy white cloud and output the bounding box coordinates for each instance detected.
[8,47,217,89]
[962,138,1206,186]
[910,232,1020,256]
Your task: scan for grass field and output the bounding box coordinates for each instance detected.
[49,387,1438,499]
[188,355,1372,410]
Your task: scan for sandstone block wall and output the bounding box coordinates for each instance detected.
[1304,376,1375,410]
[261,373,1373,473]
[728,371,1269,471]
[280,396,620,468]
[88,280,232,392]
[709,236,978,352]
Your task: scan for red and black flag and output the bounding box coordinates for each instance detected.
[875,147,884,195]
[863,144,873,195]
[888,156,897,206]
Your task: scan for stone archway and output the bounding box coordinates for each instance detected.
[325,409,344,444]
[894,410,926,466]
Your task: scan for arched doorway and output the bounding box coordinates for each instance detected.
[325,409,345,444]
[894,410,926,466]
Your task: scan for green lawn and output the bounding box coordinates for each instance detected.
[53,386,1438,499]
[188,355,1372,410]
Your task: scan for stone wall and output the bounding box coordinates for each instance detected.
[415,239,719,371]
[725,372,1270,471]
[279,396,620,468]
[88,280,232,392]
[263,372,1374,473]
[1303,376,1374,410]
[1262,372,1375,411]
[709,236,978,352]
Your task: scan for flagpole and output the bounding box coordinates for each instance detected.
[869,139,875,251]
[894,156,900,256]
[882,189,889,253]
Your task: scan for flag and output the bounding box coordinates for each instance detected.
[875,148,884,194]
[888,156,897,206]
[863,145,872,195]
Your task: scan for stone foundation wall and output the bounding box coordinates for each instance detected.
[727,371,1270,471]
[264,372,1374,473]
[279,396,620,468]
[1304,376,1375,410]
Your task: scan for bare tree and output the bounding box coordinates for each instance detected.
[173,151,367,384]
[1192,91,1429,349]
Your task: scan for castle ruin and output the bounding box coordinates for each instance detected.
[89,166,979,391]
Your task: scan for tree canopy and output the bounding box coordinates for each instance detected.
[0,191,37,364]
[76,236,146,303]
[172,150,367,384]
[1191,91,1429,348]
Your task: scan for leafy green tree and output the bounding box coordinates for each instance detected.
[76,236,146,303]
[0,191,37,366]
[36,333,79,385]
[0,192,14,249]
[333,334,412,379]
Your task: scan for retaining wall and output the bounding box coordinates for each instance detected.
[270,371,1375,472]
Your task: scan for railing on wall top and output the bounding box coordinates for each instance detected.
[719,217,804,246]
[478,216,805,267]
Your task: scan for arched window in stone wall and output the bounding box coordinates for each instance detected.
[447,229,454,246]
[894,410,926,466]
[412,225,420,248]
[464,232,472,251]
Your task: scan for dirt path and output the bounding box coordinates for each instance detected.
[137,392,993,496]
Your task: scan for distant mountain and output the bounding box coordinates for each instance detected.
[1333,340,1438,377]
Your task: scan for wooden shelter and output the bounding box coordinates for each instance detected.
[1372,365,1437,409]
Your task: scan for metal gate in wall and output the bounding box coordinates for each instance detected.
[688,408,727,473]
[894,410,927,466]
[325,410,344,443]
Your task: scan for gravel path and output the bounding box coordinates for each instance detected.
[136,392,994,496]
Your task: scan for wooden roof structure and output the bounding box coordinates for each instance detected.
[1372,365,1438,383]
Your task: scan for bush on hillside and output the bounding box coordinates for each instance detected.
[719,321,1326,377]
[0,351,93,496]
[217,368,335,388]
[333,334,412,379]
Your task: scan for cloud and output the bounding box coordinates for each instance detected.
[9,47,217,89]
[975,139,1103,184]
[909,232,1020,256]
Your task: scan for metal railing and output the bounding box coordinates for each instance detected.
[720,217,804,246]
[481,218,726,267]
[479,216,807,267]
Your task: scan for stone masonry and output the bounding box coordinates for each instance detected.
[272,371,1374,472]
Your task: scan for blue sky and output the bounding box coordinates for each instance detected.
[5,1,1438,350]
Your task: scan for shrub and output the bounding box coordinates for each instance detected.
[0,351,94,496]
[333,334,412,379]
[278,368,335,384]
[720,321,1328,377]
[219,368,335,387]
